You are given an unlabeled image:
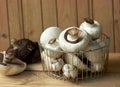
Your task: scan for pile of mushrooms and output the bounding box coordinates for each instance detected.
[40,18,107,79]
[0,38,41,76]
[41,51,64,71]
[0,50,26,76]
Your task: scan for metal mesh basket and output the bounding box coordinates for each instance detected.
[39,33,110,82]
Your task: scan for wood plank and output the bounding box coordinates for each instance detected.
[22,0,43,41]
[41,0,57,29]
[57,0,77,29]
[17,0,24,38]
[7,0,23,40]
[88,0,93,19]
[0,0,10,50]
[0,71,120,86]
[113,0,120,52]
[0,70,120,86]
[77,0,89,26]
[92,0,114,52]
[26,62,42,71]
[108,53,120,73]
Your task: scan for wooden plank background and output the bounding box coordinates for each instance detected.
[0,0,120,52]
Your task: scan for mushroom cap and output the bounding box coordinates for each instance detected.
[62,64,78,79]
[0,51,26,76]
[79,18,102,40]
[44,38,63,59]
[58,27,91,52]
[6,39,41,64]
[40,27,62,48]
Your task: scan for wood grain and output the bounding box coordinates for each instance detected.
[88,0,93,19]
[113,0,120,52]
[7,0,23,40]
[0,0,120,52]
[22,0,43,41]
[77,0,89,26]
[57,0,77,29]
[92,0,115,52]
[0,0,10,50]
[41,0,57,29]
[0,53,119,87]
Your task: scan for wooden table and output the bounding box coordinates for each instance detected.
[0,53,120,87]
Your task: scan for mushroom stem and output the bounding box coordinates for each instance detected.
[48,38,56,44]
[68,28,79,36]
[11,39,18,49]
[64,28,84,44]
[5,49,16,64]
[84,17,94,24]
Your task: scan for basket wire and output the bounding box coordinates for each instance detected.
[39,33,110,82]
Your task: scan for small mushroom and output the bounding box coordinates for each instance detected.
[62,64,78,80]
[0,51,26,76]
[41,51,64,71]
[79,17,102,40]
[44,38,63,59]
[58,26,91,52]
[40,27,62,48]
[96,39,106,48]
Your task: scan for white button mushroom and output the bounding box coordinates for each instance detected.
[41,51,64,71]
[64,53,91,71]
[40,27,62,47]
[58,27,91,52]
[62,64,78,80]
[44,38,63,59]
[79,18,102,40]
[0,51,26,76]
[96,39,106,48]
[85,40,105,72]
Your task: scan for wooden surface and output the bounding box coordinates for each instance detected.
[0,0,9,50]
[41,0,57,29]
[0,0,120,52]
[93,0,114,52]
[22,0,43,41]
[114,0,120,52]
[57,0,77,29]
[0,53,120,87]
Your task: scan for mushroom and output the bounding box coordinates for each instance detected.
[58,27,91,52]
[64,53,91,71]
[62,64,78,80]
[44,38,63,59]
[6,38,41,64]
[0,51,26,76]
[64,52,104,72]
[41,51,64,71]
[85,40,105,71]
[40,27,62,48]
[79,17,102,40]
[96,39,106,48]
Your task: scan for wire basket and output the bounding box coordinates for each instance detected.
[39,33,110,82]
